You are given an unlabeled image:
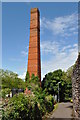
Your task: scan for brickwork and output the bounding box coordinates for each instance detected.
[27,8,41,81]
[72,53,80,118]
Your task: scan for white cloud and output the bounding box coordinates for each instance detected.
[21,46,29,56]
[19,42,78,80]
[41,13,78,37]
[21,51,28,56]
[61,45,71,52]
[41,41,59,54]
[41,41,78,80]
[19,13,78,80]
[41,40,77,55]
[18,72,26,80]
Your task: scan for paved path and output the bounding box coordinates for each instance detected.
[50,102,73,119]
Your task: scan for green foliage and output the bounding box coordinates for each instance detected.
[0,88,11,98]
[25,72,53,115]
[42,69,64,95]
[0,69,26,99]
[45,95,54,112]
[42,69,72,102]
[2,93,42,120]
[0,69,26,90]
[2,93,54,120]
[64,79,72,101]
[25,72,40,91]
[64,66,73,101]
[2,72,54,120]
[25,71,30,87]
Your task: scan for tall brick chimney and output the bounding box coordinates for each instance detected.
[27,8,41,82]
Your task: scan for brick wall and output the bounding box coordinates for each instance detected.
[27,8,41,82]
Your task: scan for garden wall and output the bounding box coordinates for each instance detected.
[72,53,80,118]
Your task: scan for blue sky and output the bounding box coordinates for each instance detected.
[2,2,78,80]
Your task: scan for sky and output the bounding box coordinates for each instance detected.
[2,2,78,80]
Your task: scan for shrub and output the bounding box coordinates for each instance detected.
[0,88,11,98]
[2,93,42,120]
[2,73,55,120]
[45,95,54,112]
[2,93,54,120]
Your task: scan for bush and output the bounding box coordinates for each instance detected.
[2,93,42,120]
[0,88,11,98]
[2,73,55,120]
[45,95,54,112]
[2,93,54,120]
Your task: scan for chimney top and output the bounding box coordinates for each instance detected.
[31,8,39,14]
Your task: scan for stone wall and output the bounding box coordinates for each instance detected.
[72,53,80,118]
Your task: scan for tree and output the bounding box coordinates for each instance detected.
[25,71,30,87]
[64,66,74,101]
[41,69,72,102]
[0,69,26,98]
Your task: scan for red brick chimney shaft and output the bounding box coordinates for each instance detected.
[27,8,41,82]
